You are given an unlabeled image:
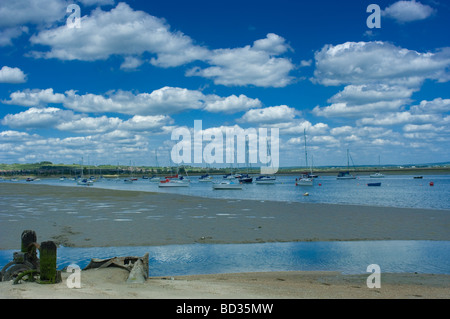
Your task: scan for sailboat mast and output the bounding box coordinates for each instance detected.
[347,149,350,170]
[304,129,308,168]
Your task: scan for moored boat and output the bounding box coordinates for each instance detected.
[255,175,276,184]
[296,174,313,186]
[199,174,213,182]
[367,182,381,186]
[337,171,356,180]
[212,180,243,190]
[158,178,189,187]
[238,174,253,183]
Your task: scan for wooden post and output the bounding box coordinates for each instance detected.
[21,230,37,253]
[39,241,57,283]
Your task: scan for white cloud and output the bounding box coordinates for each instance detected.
[187,33,295,87]
[0,66,27,83]
[0,0,66,28]
[313,41,450,87]
[403,123,446,132]
[0,130,37,142]
[383,0,435,23]
[55,115,122,134]
[239,105,299,124]
[204,94,261,113]
[0,0,66,46]
[312,99,406,118]
[327,84,415,105]
[357,111,441,126]
[2,107,77,129]
[119,115,174,132]
[30,2,209,66]
[27,3,295,87]
[64,87,206,115]
[120,56,144,70]
[410,98,450,114]
[2,88,65,106]
[4,87,262,116]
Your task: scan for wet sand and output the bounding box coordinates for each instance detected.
[1,183,449,249]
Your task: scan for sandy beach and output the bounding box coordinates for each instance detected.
[1,183,449,299]
[1,268,449,299]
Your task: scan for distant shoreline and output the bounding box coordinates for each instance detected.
[2,167,450,180]
[1,162,449,178]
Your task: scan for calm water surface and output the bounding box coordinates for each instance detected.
[19,174,450,210]
[1,241,449,276]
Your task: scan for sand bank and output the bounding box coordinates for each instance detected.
[1,183,449,250]
[1,268,448,299]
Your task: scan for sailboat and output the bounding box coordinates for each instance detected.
[337,149,356,180]
[296,129,313,186]
[212,180,243,190]
[238,139,253,183]
[255,139,276,184]
[124,161,137,183]
[149,150,163,182]
[370,155,385,178]
[158,166,190,187]
[199,173,213,182]
[77,157,94,186]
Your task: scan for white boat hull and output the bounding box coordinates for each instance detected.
[337,176,356,180]
[159,181,190,187]
[212,182,242,190]
[296,179,313,186]
[255,180,276,184]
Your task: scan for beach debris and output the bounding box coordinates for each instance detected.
[1,230,61,284]
[84,253,149,283]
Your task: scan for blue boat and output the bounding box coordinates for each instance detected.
[238,174,253,183]
[367,182,381,186]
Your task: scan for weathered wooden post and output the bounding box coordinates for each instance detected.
[21,230,37,253]
[39,241,57,283]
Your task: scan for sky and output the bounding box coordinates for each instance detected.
[0,0,449,168]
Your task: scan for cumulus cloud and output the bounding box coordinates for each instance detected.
[313,41,450,87]
[0,0,66,28]
[2,88,65,106]
[410,98,450,114]
[239,105,299,124]
[2,107,77,129]
[3,87,262,115]
[0,0,66,45]
[63,87,206,115]
[186,33,295,87]
[357,111,441,126]
[28,3,295,87]
[204,95,261,113]
[383,0,435,23]
[0,66,27,83]
[29,2,209,66]
[312,41,450,122]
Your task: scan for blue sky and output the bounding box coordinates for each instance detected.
[0,0,449,168]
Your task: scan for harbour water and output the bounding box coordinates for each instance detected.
[16,174,450,210]
[1,240,449,276]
